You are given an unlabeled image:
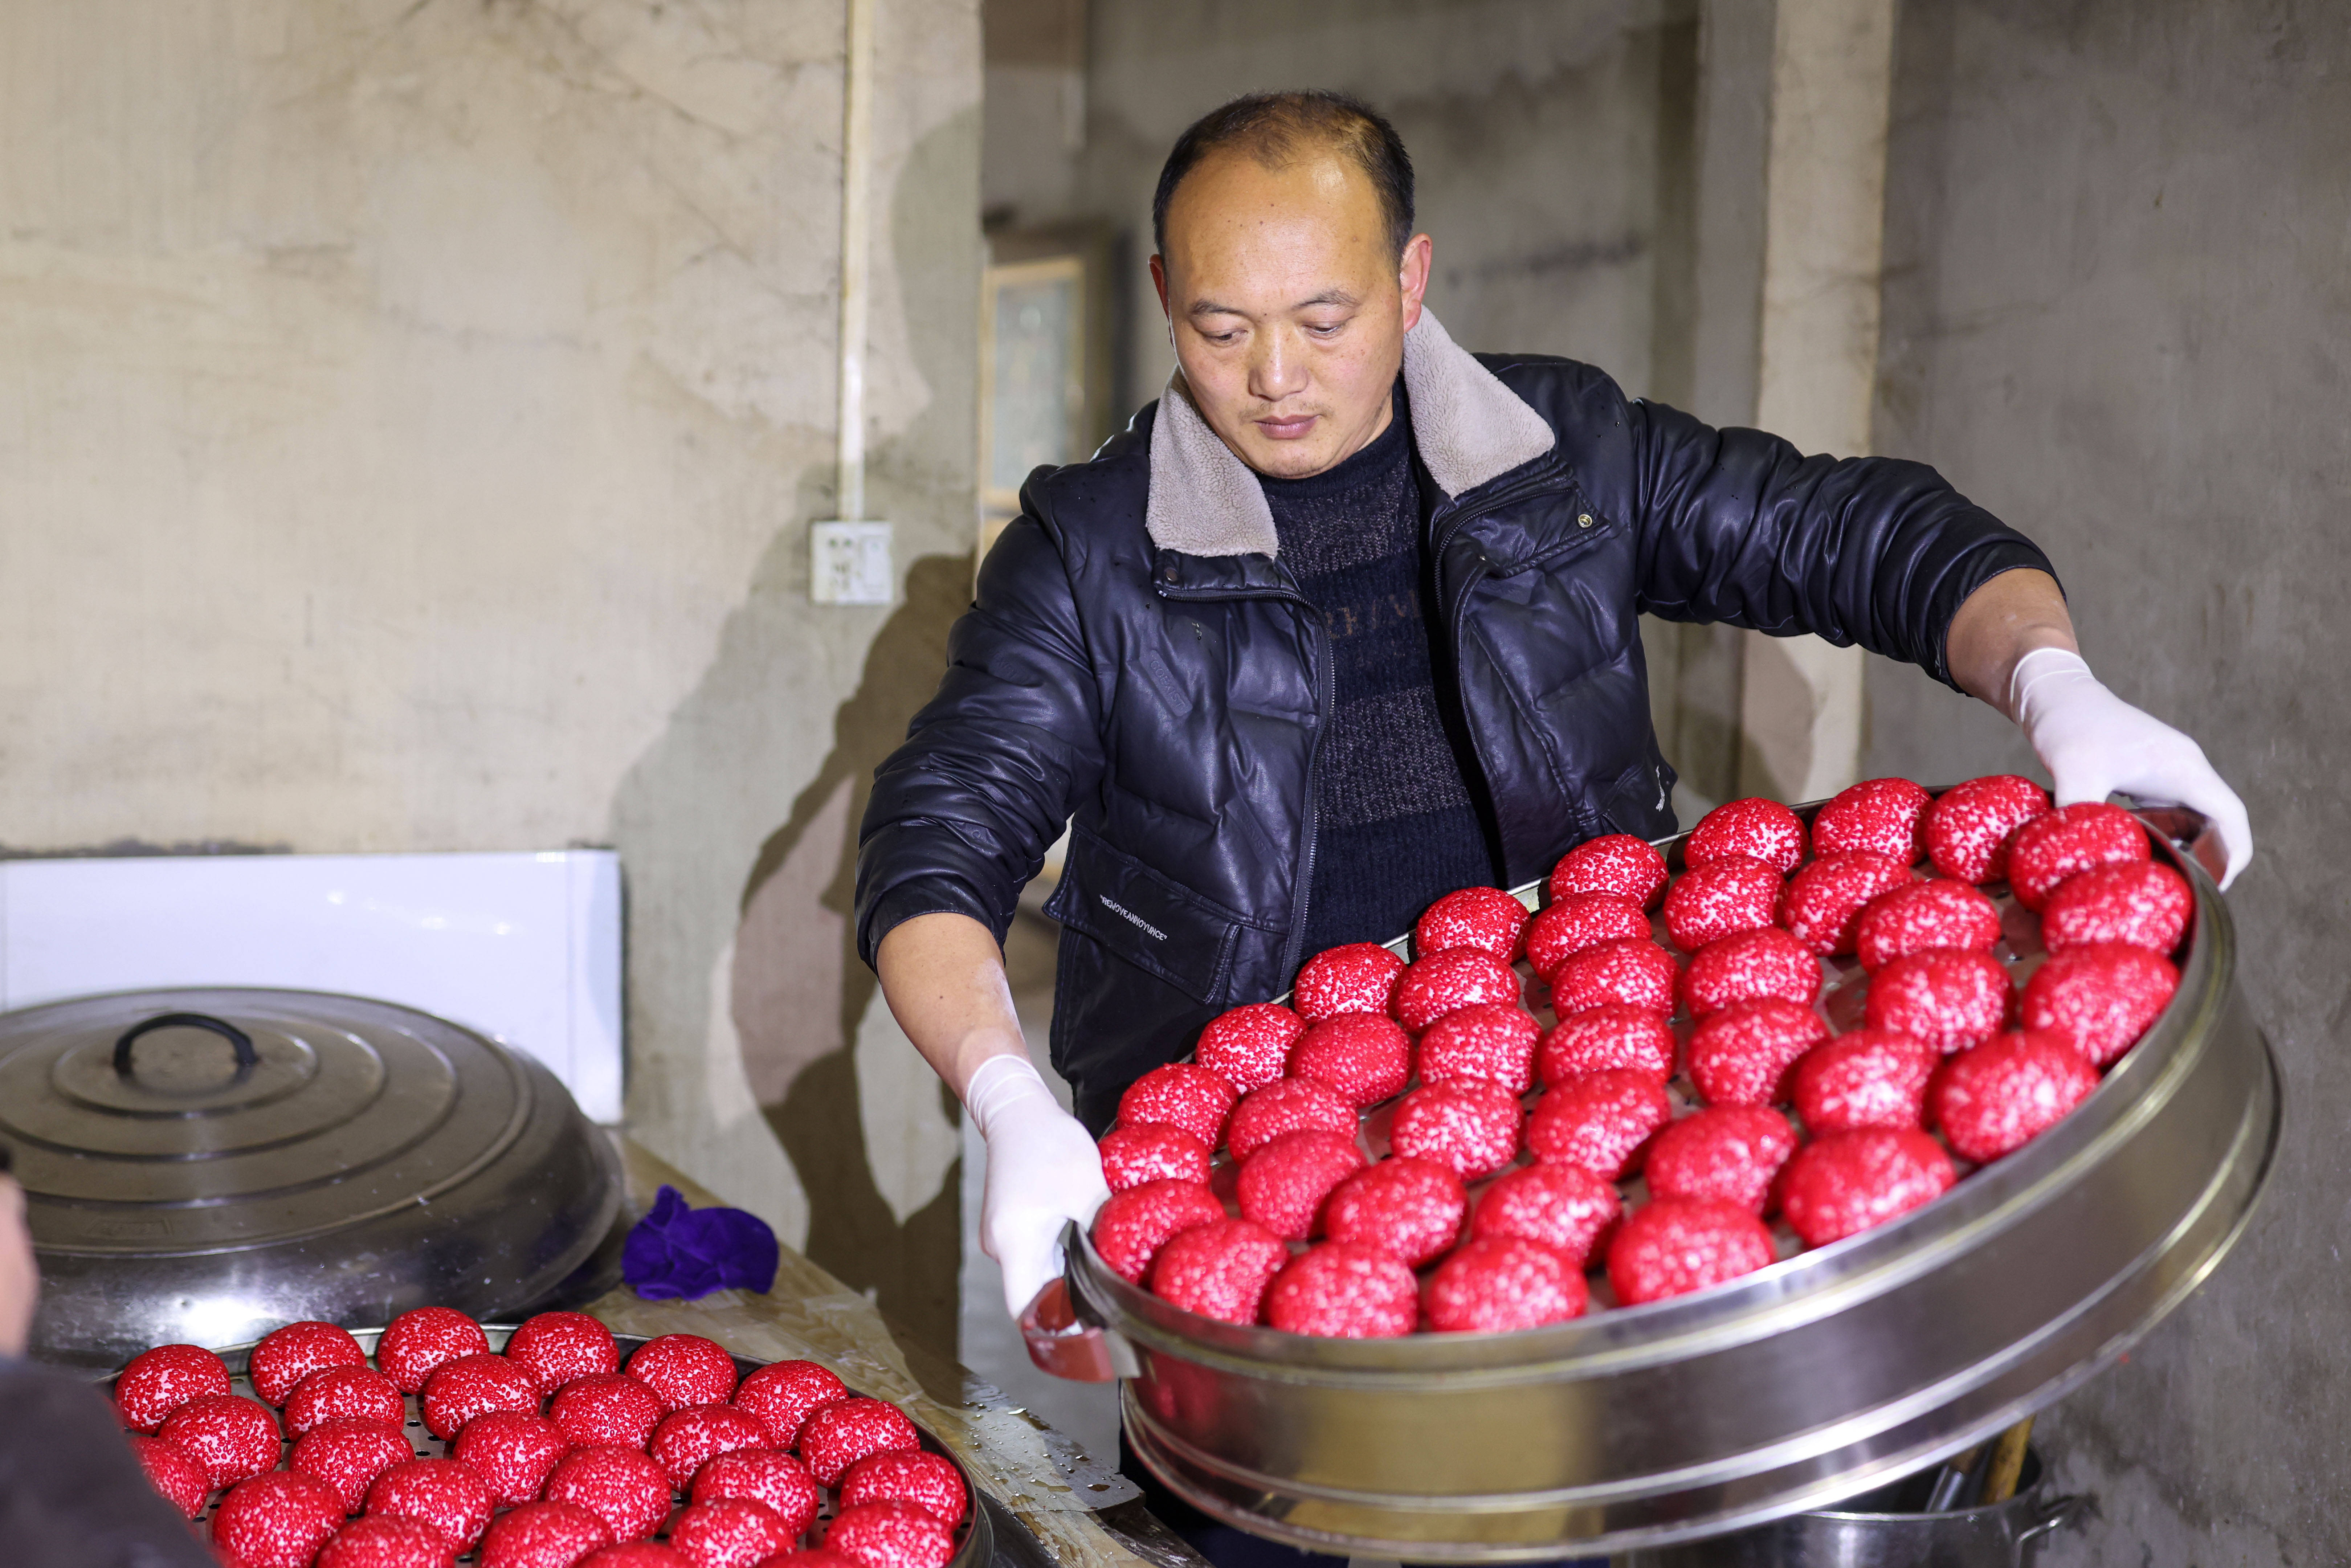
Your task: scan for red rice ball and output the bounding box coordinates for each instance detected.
[1424,1236,1588,1333]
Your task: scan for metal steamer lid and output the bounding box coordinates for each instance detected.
[2,987,537,1257]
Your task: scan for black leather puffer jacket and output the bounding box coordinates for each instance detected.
[856,314,2049,1130]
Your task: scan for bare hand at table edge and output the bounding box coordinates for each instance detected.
[1947,568,2252,888]
[878,913,1110,1318]
[0,1175,39,1358]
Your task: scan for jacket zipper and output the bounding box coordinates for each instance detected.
[1429,462,1578,875]
[1277,580,1334,985]
[1152,562,1332,981]
[1441,548,1501,870]
[1160,461,1568,980]
[1429,460,1574,557]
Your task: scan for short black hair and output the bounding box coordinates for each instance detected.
[1152,91,1416,260]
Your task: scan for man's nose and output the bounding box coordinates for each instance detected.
[1247,327,1308,404]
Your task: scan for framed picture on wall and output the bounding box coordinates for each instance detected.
[976,225,1115,569]
[980,255,1087,522]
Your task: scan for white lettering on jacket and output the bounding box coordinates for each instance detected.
[1097,895,1168,942]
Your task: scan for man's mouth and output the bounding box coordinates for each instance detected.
[1252,412,1321,441]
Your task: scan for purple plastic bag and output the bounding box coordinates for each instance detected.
[621,1184,781,1301]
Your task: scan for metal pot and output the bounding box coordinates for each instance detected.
[4,987,623,1369]
[1618,1450,2079,1567]
[1064,805,2278,1559]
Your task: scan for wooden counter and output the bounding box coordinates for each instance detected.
[584,1139,1200,1568]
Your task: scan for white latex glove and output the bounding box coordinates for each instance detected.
[965,1054,1110,1319]
[2011,647,2253,889]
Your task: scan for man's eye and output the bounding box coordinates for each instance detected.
[1206,330,1242,345]
[1305,320,1347,337]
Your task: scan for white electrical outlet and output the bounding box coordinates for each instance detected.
[812,520,894,605]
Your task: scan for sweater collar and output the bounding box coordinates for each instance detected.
[1143,309,1558,559]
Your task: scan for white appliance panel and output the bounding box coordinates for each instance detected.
[0,851,623,1122]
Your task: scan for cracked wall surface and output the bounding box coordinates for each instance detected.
[0,0,983,1355]
[1864,3,2351,1561]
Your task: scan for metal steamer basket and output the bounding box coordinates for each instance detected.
[1055,802,2279,1559]
[121,1327,993,1568]
[4,988,623,1368]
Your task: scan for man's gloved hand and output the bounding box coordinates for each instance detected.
[2011,648,2253,889]
[965,1054,1110,1319]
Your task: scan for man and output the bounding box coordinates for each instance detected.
[859,81,2247,1393]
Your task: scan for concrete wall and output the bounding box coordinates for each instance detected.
[985,0,1700,424]
[1866,3,2350,1560]
[0,0,983,1354]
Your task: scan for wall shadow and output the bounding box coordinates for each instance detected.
[747,550,974,1355]
[605,102,983,1361]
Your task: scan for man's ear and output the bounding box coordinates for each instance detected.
[1397,233,1433,332]
[1150,254,1179,352]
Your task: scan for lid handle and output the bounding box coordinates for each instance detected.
[114,1013,259,1079]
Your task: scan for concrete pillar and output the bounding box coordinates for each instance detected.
[1664,0,1782,815]
[1691,0,1777,434]
[1738,0,1896,804]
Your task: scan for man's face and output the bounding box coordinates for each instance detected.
[1153,147,1432,479]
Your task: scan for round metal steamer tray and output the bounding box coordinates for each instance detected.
[116,1326,993,1568]
[1063,801,2281,1559]
[5,988,623,1369]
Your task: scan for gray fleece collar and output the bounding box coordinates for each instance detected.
[1143,309,1558,559]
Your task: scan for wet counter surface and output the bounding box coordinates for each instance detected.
[587,1138,1199,1568]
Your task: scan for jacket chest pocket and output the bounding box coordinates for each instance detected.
[1042,823,1252,1005]
[1469,532,1641,704]
[1459,483,1619,581]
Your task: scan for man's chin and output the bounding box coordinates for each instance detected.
[1233,432,1346,480]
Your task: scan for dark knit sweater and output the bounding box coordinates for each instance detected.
[1260,393,1500,955]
